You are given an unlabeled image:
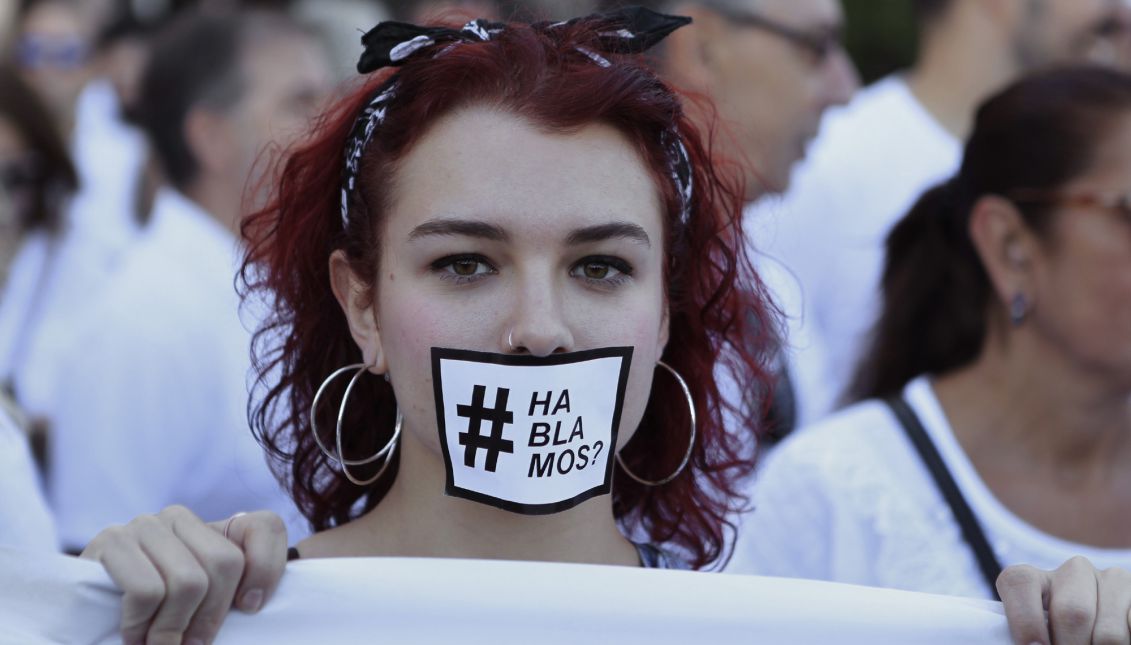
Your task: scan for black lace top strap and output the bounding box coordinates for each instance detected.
[635,542,685,569]
[884,395,1003,599]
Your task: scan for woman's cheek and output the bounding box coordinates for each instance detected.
[608,310,668,450]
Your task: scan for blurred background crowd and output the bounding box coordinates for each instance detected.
[3,0,1131,603]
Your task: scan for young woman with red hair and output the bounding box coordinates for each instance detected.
[79,9,1131,645]
[82,8,772,640]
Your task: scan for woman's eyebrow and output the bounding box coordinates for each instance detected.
[565,222,651,247]
[408,218,509,242]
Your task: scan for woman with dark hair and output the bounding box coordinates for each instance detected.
[0,63,77,418]
[79,14,1128,645]
[731,65,1131,641]
[0,64,71,552]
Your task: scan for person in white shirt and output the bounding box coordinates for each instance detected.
[47,9,334,552]
[0,64,99,433]
[3,4,161,425]
[648,0,859,438]
[759,0,1131,426]
[730,67,1131,644]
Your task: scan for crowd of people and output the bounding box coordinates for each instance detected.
[2,0,1131,643]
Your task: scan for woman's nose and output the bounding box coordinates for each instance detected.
[502,276,575,356]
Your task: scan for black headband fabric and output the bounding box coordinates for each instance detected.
[341,7,695,230]
[356,18,505,73]
[356,7,692,74]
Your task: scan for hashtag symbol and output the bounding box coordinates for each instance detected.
[456,385,515,472]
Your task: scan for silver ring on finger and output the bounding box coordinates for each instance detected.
[222,512,248,541]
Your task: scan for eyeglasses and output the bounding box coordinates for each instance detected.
[1007,189,1131,221]
[16,35,91,71]
[1090,10,1131,40]
[714,9,845,62]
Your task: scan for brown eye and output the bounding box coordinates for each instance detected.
[583,263,609,279]
[431,254,495,282]
[452,259,480,276]
[570,256,632,285]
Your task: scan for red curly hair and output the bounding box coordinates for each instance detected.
[241,14,778,570]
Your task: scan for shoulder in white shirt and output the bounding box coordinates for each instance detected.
[726,375,1131,599]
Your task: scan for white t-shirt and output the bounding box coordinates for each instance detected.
[0,224,129,419]
[0,410,57,552]
[749,75,962,425]
[726,376,1131,598]
[48,188,307,549]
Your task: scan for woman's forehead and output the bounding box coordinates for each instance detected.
[384,106,666,239]
[1065,114,1131,191]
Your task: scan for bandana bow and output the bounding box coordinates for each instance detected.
[341,6,694,230]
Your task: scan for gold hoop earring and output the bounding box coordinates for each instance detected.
[311,363,402,486]
[615,360,696,487]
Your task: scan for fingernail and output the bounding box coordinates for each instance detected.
[239,588,264,613]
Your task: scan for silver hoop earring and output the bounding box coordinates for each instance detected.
[615,360,696,487]
[311,363,402,486]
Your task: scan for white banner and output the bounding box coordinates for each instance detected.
[0,547,1010,644]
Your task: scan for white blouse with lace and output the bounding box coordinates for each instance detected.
[725,376,1131,599]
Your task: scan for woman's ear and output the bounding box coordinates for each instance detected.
[329,250,387,374]
[968,195,1040,312]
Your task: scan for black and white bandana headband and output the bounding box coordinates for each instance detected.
[340,6,695,230]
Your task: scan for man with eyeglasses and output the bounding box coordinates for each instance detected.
[751,0,1131,431]
[634,0,858,444]
[652,0,858,198]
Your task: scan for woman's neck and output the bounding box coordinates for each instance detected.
[931,329,1131,546]
[297,427,641,566]
[935,331,1131,475]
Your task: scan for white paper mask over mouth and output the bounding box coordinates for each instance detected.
[431,347,633,514]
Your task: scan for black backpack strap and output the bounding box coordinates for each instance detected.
[884,394,1004,599]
